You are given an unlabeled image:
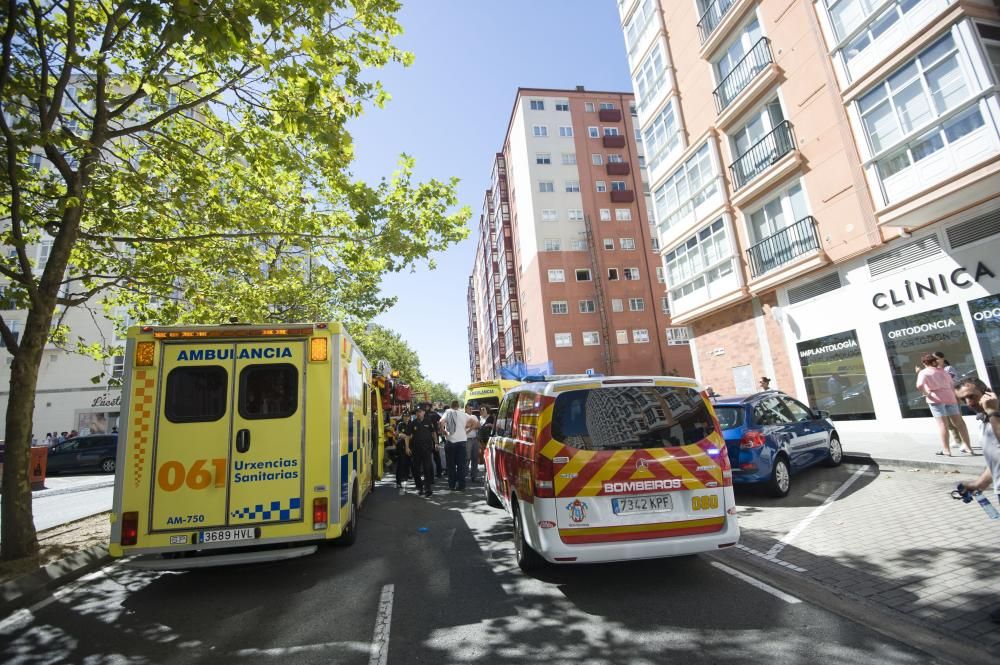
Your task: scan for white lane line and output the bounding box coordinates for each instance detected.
[765,464,870,559]
[735,543,808,573]
[232,641,370,657]
[368,583,394,665]
[710,561,801,604]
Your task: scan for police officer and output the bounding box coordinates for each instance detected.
[424,403,445,478]
[403,408,437,497]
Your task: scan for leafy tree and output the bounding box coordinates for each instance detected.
[0,1,469,560]
[412,378,460,406]
[348,322,423,385]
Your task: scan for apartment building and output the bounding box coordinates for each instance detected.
[618,0,1000,429]
[467,87,695,381]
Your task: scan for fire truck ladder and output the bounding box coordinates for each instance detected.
[583,214,613,375]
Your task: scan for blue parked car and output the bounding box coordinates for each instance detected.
[46,434,119,474]
[712,391,841,497]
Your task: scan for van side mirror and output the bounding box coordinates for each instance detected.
[816,410,831,420]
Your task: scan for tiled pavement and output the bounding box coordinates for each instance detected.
[718,462,1000,658]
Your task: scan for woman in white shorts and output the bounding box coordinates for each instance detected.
[916,353,974,456]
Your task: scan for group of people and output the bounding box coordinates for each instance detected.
[915,351,977,456]
[392,401,494,497]
[33,426,118,447]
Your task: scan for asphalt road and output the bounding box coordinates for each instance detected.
[0,475,948,665]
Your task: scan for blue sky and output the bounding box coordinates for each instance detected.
[349,0,634,392]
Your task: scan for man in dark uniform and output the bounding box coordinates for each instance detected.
[403,408,437,497]
[424,403,445,478]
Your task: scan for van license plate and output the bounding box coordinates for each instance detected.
[199,528,257,544]
[612,494,673,515]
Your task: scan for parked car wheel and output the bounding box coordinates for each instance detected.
[100,458,115,473]
[767,455,791,498]
[512,500,544,572]
[823,435,843,467]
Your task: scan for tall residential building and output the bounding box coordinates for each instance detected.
[467,87,696,381]
[618,0,1000,429]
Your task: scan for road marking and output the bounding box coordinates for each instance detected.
[368,583,394,665]
[765,464,870,559]
[232,642,370,657]
[735,543,807,573]
[710,561,801,604]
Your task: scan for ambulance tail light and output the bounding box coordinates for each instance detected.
[740,431,767,449]
[313,498,328,530]
[534,455,555,498]
[122,512,139,546]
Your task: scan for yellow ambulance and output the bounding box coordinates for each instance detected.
[109,322,383,568]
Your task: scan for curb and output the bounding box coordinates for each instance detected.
[33,480,115,499]
[0,545,111,617]
[843,452,980,473]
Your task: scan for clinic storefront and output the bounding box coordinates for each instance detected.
[777,224,1000,431]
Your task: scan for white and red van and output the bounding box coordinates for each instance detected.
[483,375,739,570]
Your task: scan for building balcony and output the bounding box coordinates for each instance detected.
[603,134,626,149]
[610,190,635,203]
[599,108,623,123]
[697,0,737,44]
[745,216,820,278]
[713,38,773,114]
[606,161,631,176]
[729,120,795,191]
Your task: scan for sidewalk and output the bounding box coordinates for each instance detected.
[837,424,985,472]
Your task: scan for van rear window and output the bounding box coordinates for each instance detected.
[551,385,715,451]
[165,366,228,423]
[239,364,298,419]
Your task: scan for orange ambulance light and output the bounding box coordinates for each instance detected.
[122,511,139,546]
[135,342,155,366]
[310,337,328,362]
[313,497,328,530]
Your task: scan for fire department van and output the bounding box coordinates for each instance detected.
[109,322,384,568]
[483,375,739,570]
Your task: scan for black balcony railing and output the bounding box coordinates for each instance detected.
[729,120,794,190]
[697,0,737,44]
[713,38,773,112]
[746,216,820,278]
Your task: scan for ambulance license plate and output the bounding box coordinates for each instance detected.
[199,528,257,544]
[612,494,673,515]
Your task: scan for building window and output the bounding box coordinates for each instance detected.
[633,329,650,343]
[547,269,565,282]
[536,153,551,165]
[616,330,629,344]
[599,208,612,221]
[713,17,764,104]
[980,23,1000,84]
[665,218,736,307]
[970,293,1000,389]
[653,142,719,235]
[2,320,21,349]
[629,297,645,311]
[612,299,624,312]
[539,181,554,193]
[608,154,624,163]
[620,238,636,250]
[666,327,690,345]
[559,126,574,137]
[568,209,584,221]
[561,153,577,165]
[656,267,664,283]
[643,99,681,172]
[661,296,670,313]
[543,238,562,251]
[556,101,570,111]
[596,181,607,192]
[28,153,43,171]
[530,100,545,110]
[651,237,660,251]
[599,102,615,110]
[570,239,588,250]
[611,181,626,191]
[796,329,875,420]
[532,125,548,137]
[37,240,53,269]
[585,102,596,112]
[603,127,620,136]
[583,332,600,346]
[551,301,568,315]
[588,126,600,138]
[541,209,558,222]
[565,180,580,192]
[608,268,620,280]
[555,333,573,348]
[603,238,615,250]
[592,153,603,165]
[575,268,592,281]
[624,0,654,56]
[111,355,126,380]
[630,103,637,116]
[579,300,596,313]
[635,42,667,108]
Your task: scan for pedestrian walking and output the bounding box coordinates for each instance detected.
[953,377,1000,623]
[442,400,471,491]
[916,353,974,456]
[465,404,481,482]
[401,408,437,497]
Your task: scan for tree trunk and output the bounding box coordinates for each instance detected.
[0,301,55,560]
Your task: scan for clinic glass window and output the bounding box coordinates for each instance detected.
[239,363,298,419]
[164,366,228,423]
[796,329,875,420]
[969,293,1000,390]
[653,143,718,233]
[880,304,975,418]
[643,99,680,172]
